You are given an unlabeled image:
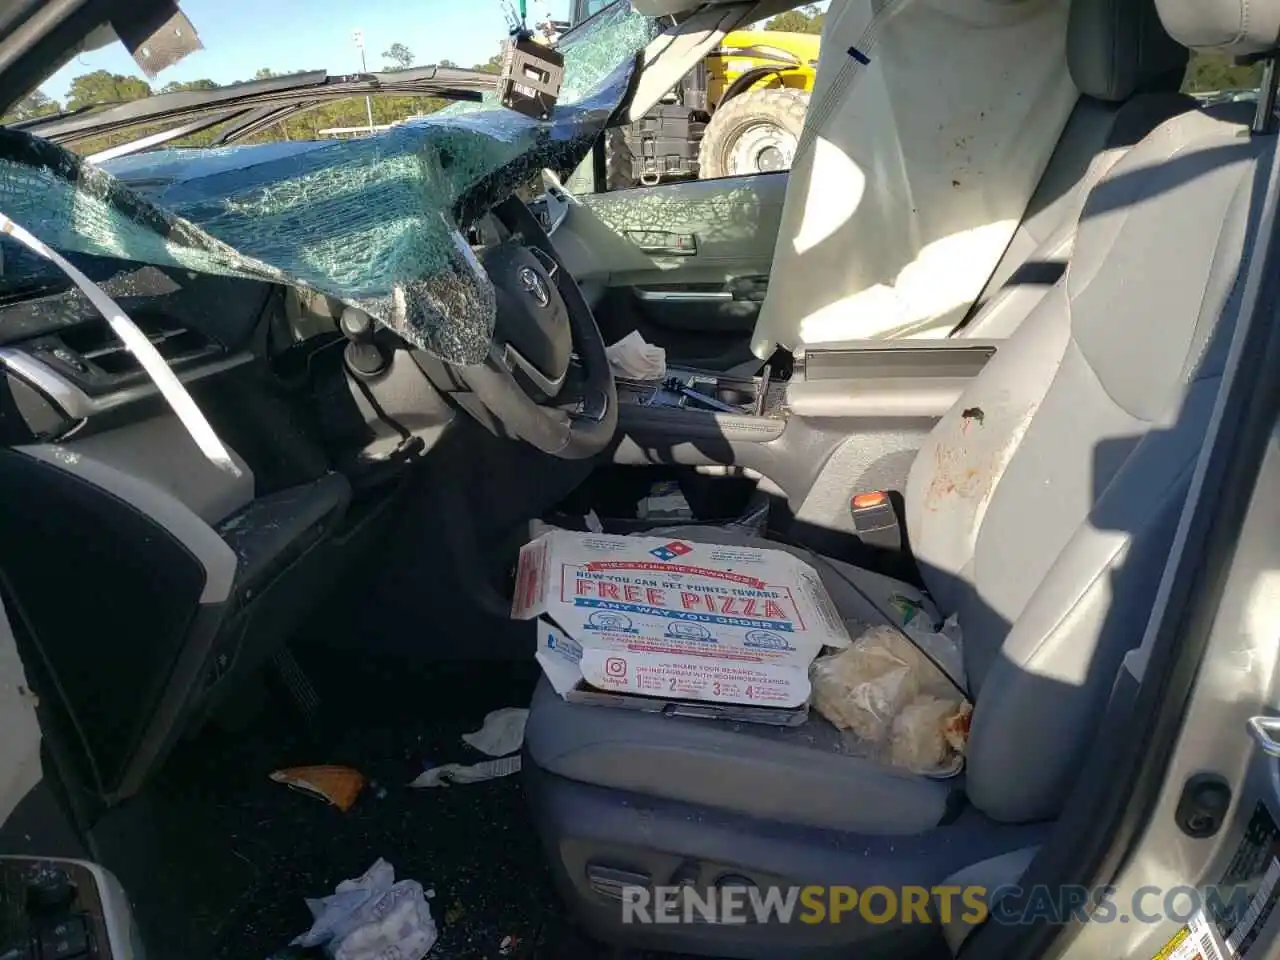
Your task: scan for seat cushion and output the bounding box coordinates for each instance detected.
[524,526,958,835]
[526,677,957,835]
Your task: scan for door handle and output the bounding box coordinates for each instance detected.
[625,229,698,256]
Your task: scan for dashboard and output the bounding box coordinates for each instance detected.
[0,182,572,450]
[0,261,273,441]
[0,185,580,823]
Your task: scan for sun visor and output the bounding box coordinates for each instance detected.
[113,3,204,77]
[752,0,1078,355]
[0,2,657,365]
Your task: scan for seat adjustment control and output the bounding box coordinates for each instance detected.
[586,864,650,903]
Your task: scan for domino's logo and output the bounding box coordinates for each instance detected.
[649,540,694,562]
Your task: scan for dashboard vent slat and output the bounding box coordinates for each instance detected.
[57,314,218,377]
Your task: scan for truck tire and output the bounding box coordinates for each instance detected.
[698,88,810,180]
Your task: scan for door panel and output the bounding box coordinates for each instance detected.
[573,171,788,288]
[553,172,787,362]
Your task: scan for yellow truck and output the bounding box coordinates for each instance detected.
[695,30,820,178]
[568,1,820,185]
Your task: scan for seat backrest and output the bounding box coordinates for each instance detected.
[959,92,1195,337]
[961,0,1192,338]
[903,0,1277,823]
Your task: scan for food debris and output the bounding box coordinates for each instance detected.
[499,934,521,955]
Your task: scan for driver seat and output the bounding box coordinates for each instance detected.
[522,1,1279,956]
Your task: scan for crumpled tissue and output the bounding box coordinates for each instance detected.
[292,859,436,960]
[605,330,666,380]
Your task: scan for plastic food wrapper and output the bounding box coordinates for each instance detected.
[607,330,667,380]
[270,765,366,812]
[810,638,919,742]
[292,859,436,960]
[809,616,971,776]
[0,1,659,365]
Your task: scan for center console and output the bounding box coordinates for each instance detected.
[615,365,791,448]
[612,341,1002,510]
[0,857,137,959]
[616,365,788,419]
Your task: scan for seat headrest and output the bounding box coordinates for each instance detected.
[1155,0,1280,56]
[1069,0,1189,101]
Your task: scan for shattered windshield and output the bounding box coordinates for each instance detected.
[0,1,657,363]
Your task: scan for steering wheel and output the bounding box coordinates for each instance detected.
[447,195,617,459]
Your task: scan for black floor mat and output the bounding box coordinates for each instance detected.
[90,655,610,960]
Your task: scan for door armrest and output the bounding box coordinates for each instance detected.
[788,341,1001,419]
[795,340,1000,381]
[786,378,973,419]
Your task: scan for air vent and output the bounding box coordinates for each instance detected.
[56,311,221,377]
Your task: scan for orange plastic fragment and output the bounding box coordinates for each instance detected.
[270,765,366,812]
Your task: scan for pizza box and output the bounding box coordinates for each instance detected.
[511,530,850,721]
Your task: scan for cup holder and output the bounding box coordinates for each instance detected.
[716,386,754,406]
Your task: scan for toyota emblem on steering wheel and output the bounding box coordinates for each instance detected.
[519,266,550,307]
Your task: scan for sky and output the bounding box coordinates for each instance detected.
[42,0,575,104]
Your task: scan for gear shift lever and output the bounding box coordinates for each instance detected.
[340,306,389,380]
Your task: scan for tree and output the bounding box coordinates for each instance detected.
[7,89,59,121]
[253,68,279,80]
[65,70,151,110]
[1182,52,1262,93]
[160,79,219,93]
[383,43,414,69]
[763,4,824,33]
[438,58,459,68]
[475,51,505,74]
